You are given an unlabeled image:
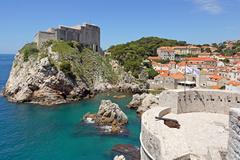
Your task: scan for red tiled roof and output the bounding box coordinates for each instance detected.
[227,81,240,86]
[209,75,223,81]
[177,61,187,67]
[185,57,216,62]
[211,85,221,89]
[170,72,185,80]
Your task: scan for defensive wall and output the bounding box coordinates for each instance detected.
[140,89,240,160]
[33,24,100,52]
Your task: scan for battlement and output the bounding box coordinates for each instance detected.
[141,89,240,160]
[33,23,101,52]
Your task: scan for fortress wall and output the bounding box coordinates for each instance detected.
[227,108,240,160]
[159,89,240,115]
[141,124,162,160]
[141,89,240,160]
[79,25,100,51]
[34,32,56,47]
[141,107,190,160]
[56,25,100,52]
[35,24,101,52]
[141,108,168,160]
[156,91,179,112]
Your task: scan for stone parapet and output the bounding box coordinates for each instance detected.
[227,108,240,160]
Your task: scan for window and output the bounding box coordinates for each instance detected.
[95,45,98,52]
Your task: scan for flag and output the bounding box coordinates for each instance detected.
[185,66,200,76]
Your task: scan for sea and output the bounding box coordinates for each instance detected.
[0,54,140,160]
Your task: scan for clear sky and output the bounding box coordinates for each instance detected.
[0,0,240,53]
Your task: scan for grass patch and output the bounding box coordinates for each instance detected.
[52,41,78,56]
[20,43,39,62]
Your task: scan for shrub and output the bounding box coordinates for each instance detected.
[60,61,76,79]
[59,61,72,74]
[144,68,158,79]
[20,43,39,61]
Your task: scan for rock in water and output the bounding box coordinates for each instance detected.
[111,144,140,160]
[96,100,128,125]
[113,155,126,160]
[83,100,128,134]
[128,93,160,115]
[127,93,147,109]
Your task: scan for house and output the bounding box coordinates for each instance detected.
[207,75,226,87]
[157,45,201,60]
[225,80,240,92]
[157,47,175,60]
[173,45,201,55]
[185,57,217,68]
[148,75,177,89]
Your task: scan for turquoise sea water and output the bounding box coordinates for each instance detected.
[0,54,140,160]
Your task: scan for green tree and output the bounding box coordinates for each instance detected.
[144,68,158,79]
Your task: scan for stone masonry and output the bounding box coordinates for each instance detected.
[33,23,100,52]
[227,108,240,160]
[140,89,240,160]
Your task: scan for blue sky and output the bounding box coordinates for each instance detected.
[0,0,240,53]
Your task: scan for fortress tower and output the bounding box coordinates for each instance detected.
[33,23,100,52]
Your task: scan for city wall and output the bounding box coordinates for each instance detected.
[34,31,56,47]
[227,108,240,160]
[157,89,240,114]
[141,89,240,160]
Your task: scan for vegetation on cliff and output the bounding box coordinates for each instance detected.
[107,37,186,77]
[20,43,39,61]
[5,40,144,105]
[21,40,119,87]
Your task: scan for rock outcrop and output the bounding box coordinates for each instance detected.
[111,144,140,160]
[83,100,128,134]
[113,155,126,160]
[128,93,160,115]
[3,41,146,105]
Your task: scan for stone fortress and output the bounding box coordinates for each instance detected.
[140,89,240,160]
[33,23,100,52]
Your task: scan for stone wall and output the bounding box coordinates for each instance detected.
[140,89,240,160]
[158,89,240,114]
[148,76,177,90]
[56,24,100,52]
[227,108,240,160]
[141,107,169,160]
[34,24,101,52]
[34,31,56,47]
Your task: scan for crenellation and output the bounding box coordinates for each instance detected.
[141,89,240,160]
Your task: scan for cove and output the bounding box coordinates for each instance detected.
[0,54,140,160]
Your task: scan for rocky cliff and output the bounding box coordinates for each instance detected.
[3,41,146,105]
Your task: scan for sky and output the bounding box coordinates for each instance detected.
[0,0,240,53]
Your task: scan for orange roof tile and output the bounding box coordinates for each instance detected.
[177,61,187,67]
[170,72,185,80]
[209,75,223,81]
[211,85,221,89]
[185,57,216,62]
[227,81,240,86]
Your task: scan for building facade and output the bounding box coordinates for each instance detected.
[157,46,201,61]
[157,47,175,60]
[34,24,100,52]
[174,46,201,55]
